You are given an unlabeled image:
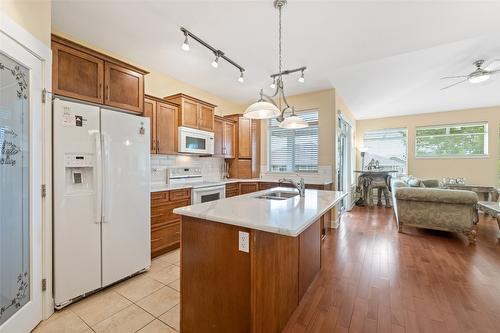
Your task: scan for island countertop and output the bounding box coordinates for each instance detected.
[173,187,347,237]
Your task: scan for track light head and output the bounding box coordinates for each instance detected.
[298,70,305,83]
[181,32,190,51]
[270,77,276,89]
[211,52,220,68]
[238,70,244,83]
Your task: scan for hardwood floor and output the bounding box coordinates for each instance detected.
[284,207,500,333]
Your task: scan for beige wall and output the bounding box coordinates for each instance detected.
[1,0,52,46]
[51,30,243,116]
[356,106,500,186]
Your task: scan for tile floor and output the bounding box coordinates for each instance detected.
[33,249,181,333]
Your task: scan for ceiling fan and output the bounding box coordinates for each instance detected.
[440,59,500,90]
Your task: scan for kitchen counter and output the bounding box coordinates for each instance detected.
[178,187,346,333]
[151,178,333,192]
[174,187,346,236]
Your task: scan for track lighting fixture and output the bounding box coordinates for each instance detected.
[180,27,245,82]
[298,70,305,83]
[181,32,190,51]
[211,52,220,68]
[270,77,276,89]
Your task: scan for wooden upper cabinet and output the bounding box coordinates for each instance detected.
[165,94,216,132]
[156,102,178,155]
[238,117,252,158]
[52,41,104,104]
[104,62,144,113]
[51,35,148,113]
[214,116,236,158]
[198,104,215,131]
[224,121,235,158]
[181,99,199,129]
[145,95,179,155]
[144,98,157,154]
[214,117,224,156]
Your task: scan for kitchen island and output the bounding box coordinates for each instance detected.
[173,187,346,333]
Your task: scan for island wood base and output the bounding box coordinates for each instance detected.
[180,216,322,333]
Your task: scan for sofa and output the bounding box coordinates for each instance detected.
[392,178,479,244]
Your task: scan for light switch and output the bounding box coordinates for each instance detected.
[238,231,249,253]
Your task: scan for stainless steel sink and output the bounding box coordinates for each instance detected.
[256,191,299,200]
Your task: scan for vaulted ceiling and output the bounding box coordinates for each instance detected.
[52,0,500,119]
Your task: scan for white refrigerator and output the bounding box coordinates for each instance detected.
[53,98,151,308]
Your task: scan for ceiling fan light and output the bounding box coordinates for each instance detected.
[279,115,309,129]
[468,74,490,84]
[243,101,280,119]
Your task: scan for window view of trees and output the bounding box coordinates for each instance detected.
[415,123,488,157]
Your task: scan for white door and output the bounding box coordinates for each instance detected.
[100,109,150,286]
[52,99,102,308]
[0,24,43,333]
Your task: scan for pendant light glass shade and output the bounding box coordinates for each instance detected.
[279,115,308,129]
[243,101,280,119]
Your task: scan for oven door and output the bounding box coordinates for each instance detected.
[179,127,214,154]
[192,185,226,204]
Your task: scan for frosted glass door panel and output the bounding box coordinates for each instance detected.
[0,52,30,325]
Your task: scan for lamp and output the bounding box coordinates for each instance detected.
[181,32,190,51]
[359,146,368,170]
[243,0,308,129]
[238,70,244,83]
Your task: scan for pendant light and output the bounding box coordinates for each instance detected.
[279,107,308,129]
[243,0,308,128]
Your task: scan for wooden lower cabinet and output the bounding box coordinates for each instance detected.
[225,183,239,197]
[181,216,322,333]
[238,182,259,195]
[150,189,191,258]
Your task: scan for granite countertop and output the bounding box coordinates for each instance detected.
[173,187,347,237]
[151,178,332,192]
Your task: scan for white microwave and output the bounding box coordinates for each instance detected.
[178,126,214,154]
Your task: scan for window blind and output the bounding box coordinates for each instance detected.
[363,128,408,174]
[269,110,319,172]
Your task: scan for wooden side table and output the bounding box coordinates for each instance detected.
[444,185,498,201]
[477,201,500,240]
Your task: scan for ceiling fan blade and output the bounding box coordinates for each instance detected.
[485,59,500,71]
[440,79,468,90]
[440,75,467,80]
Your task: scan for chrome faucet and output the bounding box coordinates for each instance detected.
[279,176,306,197]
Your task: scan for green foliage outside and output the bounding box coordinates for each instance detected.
[416,124,487,156]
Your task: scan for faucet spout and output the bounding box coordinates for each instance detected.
[278,176,306,197]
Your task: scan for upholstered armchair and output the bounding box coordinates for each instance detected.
[392,180,479,244]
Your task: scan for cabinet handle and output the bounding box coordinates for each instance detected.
[105,85,109,100]
[157,139,160,151]
[98,83,102,99]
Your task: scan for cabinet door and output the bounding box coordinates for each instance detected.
[156,102,178,154]
[214,118,224,156]
[251,120,261,178]
[239,182,259,194]
[104,62,144,113]
[144,98,157,154]
[180,99,199,129]
[238,117,252,158]
[198,104,214,131]
[224,121,235,158]
[52,42,104,104]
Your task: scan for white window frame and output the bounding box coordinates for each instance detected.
[267,109,319,173]
[362,127,408,175]
[415,122,489,159]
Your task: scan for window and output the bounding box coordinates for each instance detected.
[269,110,319,172]
[415,122,488,157]
[363,128,407,174]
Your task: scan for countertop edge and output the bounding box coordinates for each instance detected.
[173,190,347,237]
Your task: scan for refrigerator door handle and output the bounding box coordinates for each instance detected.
[95,132,102,223]
[102,133,112,223]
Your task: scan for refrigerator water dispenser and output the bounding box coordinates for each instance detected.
[64,153,94,194]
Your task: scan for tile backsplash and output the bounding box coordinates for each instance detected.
[151,154,225,185]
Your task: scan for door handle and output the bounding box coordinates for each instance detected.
[94,132,102,223]
[102,134,112,223]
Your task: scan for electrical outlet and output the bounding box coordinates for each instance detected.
[238,231,249,253]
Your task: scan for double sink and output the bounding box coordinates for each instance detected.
[256,191,299,201]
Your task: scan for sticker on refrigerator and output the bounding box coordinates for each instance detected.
[62,108,73,126]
